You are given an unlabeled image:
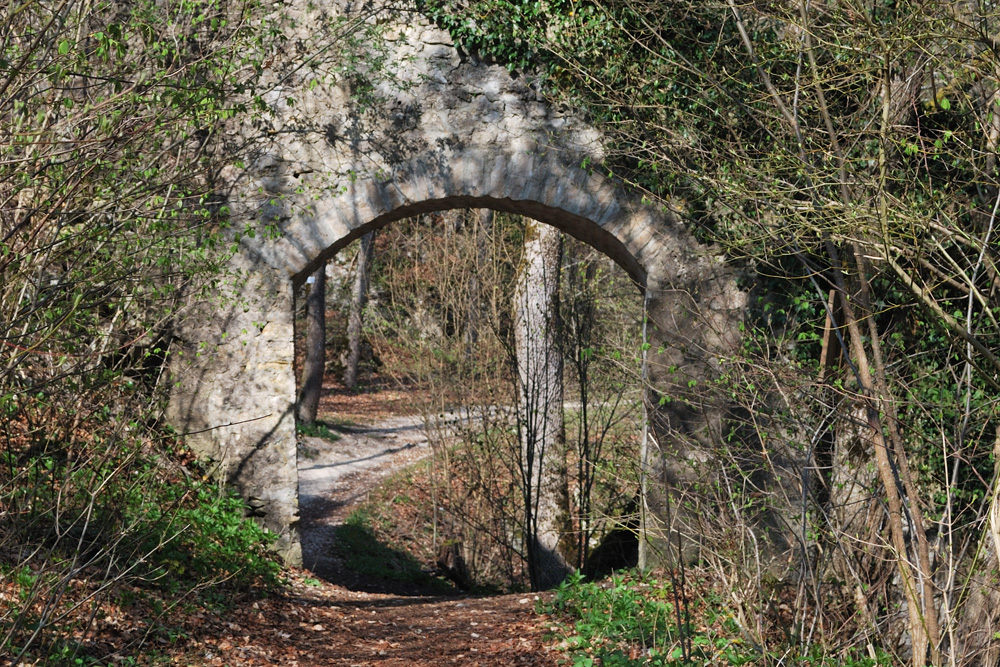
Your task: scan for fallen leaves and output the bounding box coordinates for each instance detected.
[145,571,558,666]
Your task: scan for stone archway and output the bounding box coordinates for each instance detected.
[165,3,745,565]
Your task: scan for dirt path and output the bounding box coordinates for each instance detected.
[298,415,432,527]
[176,573,556,667]
[234,381,560,667]
[297,413,436,588]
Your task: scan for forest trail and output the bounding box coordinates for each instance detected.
[192,378,559,667]
[297,378,480,590]
[71,378,560,666]
[298,412,436,586]
[174,573,556,666]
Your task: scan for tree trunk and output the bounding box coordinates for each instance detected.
[465,209,492,356]
[297,264,326,424]
[514,219,571,590]
[343,232,375,390]
[566,257,598,570]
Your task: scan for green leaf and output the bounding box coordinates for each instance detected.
[58,40,70,55]
[939,97,951,110]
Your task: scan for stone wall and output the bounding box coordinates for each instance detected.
[166,253,301,563]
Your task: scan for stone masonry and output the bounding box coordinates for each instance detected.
[166,0,746,565]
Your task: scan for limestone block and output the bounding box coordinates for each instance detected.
[501,152,537,201]
[483,153,509,198]
[166,255,301,564]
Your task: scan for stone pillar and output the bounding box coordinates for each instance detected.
[165,252,302,565]
[640,259,747,567]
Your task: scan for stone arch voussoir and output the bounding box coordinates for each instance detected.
[244,148,679,292]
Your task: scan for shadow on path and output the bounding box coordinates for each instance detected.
[297,411,461,597]
[300,502,458,597]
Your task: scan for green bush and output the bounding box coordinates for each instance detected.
[547,570,894,666]
[135,481,283,592]
[549,571,724,666]
[0,436,283,664]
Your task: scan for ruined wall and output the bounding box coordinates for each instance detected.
[166,0,746,565]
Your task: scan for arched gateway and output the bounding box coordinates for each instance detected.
[166,3,745,564]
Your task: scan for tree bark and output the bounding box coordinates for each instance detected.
[514,219,571,590]
[464,209,493,356]
[343,232,375,390]
[298,264,326,425]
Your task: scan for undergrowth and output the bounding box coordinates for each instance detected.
[546,570,894,666]
[136,480,283,591]
[356,453,530,593]
[296,420,343,443]
[0,437,284,664]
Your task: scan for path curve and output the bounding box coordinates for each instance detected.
[297,407,483,591]
[271,405,557,667]
[298,413,433,587]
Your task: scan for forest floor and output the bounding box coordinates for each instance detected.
[161,571,557,666]
[163,375,560,666]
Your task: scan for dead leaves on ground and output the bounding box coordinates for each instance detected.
[161,572,556,666]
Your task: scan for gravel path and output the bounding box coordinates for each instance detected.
[297,408,478,590]
[297,414,432,586]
